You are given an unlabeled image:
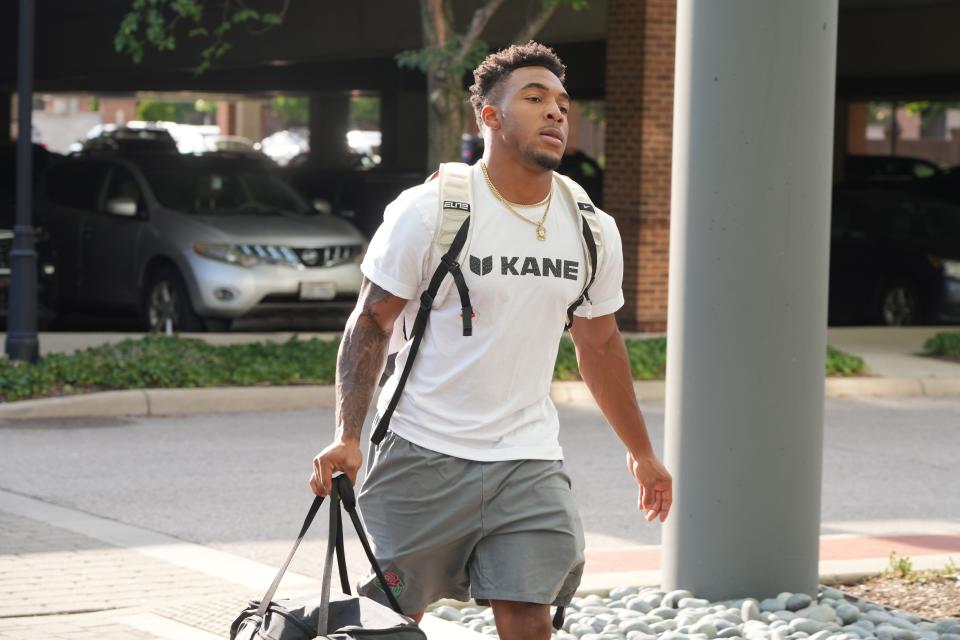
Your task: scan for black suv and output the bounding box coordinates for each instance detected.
[830,188,960,325]
[0,142,61,328]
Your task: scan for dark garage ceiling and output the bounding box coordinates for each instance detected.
[2,0,960,100]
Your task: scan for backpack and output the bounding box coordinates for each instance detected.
[371,161,604,443]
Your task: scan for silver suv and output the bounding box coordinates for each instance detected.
[38,154,366,331]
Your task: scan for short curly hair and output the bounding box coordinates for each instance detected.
[469,41,567,129]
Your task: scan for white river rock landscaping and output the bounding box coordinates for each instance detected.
[435,586,960,640]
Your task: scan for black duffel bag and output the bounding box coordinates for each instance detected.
[231,475,426,640]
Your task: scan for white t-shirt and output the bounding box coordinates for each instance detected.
[361,162,624,461]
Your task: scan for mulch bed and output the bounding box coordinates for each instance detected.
[842,572,960,622]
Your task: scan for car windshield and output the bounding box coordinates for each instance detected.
[142,165,313,215]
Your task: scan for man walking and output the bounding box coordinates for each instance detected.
[310,42,672,640]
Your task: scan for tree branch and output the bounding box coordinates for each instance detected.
[512,2,559,45]
[455,0,507,65]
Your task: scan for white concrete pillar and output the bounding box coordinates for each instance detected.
[662,0,839,600]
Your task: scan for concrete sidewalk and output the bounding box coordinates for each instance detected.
[1,489,957,639]
[0,327,959,420]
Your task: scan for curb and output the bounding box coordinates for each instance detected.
[2,377,960,420]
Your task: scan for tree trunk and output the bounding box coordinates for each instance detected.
[426,69,465,170]
[420,0,464,170]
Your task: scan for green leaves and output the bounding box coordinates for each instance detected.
[924,331,960,357]
[554,337,866,381]
[0,336,339,403]
[826,345,867,376]
[396,36,489,76]
[0,332,870,404]
[115,0,283,75]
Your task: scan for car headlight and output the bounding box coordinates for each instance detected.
[193,243,300,268]
[944,260,960,280]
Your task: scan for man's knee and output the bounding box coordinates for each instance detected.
[490,600,552,640]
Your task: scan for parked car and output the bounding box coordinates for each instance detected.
[281,159,423,238]
[0,142,61,327]
[257,128,310,166]
[910,167,960,204]
[36,153,366,331]
[829,187,960,325]
[841,154,943,185]
[71,124,180,156]
[203,135,268,160]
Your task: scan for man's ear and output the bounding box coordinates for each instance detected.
[481,104,500,130]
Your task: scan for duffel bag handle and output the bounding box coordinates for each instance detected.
[252,490,346,619]
[253,476,406,636]
[317,476,405,635]
[334,476,404,615]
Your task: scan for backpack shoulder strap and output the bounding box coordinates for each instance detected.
[554,173,604,325]
[419,162,474,311]
[436,162,474,255]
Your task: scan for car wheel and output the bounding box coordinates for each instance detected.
[877,279,920,326]
[141,266,204,333]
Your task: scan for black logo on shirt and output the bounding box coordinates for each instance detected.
[469,255,579,280]
[577,202,596,213]
[470,255,493,276]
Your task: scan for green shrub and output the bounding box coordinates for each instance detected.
[924,332,960,357]
[825,345,867,376]
[554,337,863,380]
[0,335,339,402]
[0,334,867,403]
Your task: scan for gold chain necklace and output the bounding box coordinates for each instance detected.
[480,161,552,241]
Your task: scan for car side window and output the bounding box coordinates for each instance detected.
[103,167,145,214]
[43,162,109,210]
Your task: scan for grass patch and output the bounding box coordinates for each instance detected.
[0,335,866,403]
[924,331,960,358]
[0,335,339,403]
[556,337,864,380]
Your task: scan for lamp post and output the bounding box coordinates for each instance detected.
[6,0,40,363]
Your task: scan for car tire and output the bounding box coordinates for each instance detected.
[141,266,205,333]
[876,278,921,326]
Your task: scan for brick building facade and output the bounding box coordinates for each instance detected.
[605,0,677,332]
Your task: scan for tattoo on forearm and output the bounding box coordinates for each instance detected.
[335,283,396,440]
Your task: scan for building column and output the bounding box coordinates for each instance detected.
[661,0,838,601]
[308,92,352,169]
[235,100,264,144]
[605,0,677,332]
[846,102,869,155]
[216,101,236,136]
[1,93,11,141]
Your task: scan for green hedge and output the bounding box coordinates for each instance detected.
[924,332,960,358]
[0,335,866,403]
[0,336,339,402]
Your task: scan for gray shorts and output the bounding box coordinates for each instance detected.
[355,431,585,614]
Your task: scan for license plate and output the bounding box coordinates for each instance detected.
[299,282,336,300]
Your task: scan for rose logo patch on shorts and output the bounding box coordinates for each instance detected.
[375,570,405,597]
